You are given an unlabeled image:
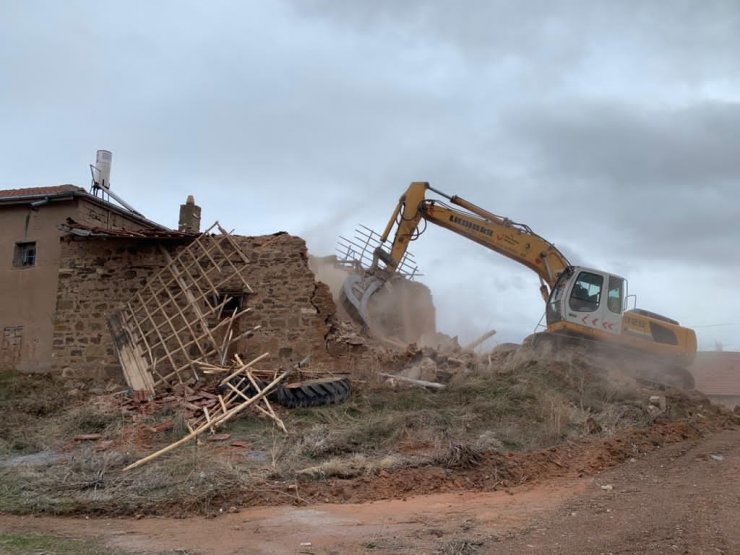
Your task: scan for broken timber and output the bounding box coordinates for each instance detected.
[123,356,302,471]
[110,222,255,396]
[463,329,497,352]
[379,372,446,390]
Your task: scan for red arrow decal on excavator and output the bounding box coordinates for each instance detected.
[581,315,589,325]
[602,321,614,331]
[592,319,599,326]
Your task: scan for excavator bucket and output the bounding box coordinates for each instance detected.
[340,272,436,345]
[341,273,385,331]
[336,225,436,345]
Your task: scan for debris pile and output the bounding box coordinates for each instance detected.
[105,223,355,469]
[118,382,222,419]
[394,346,478,385]
[109,222,258,397]
[123,355,300,470]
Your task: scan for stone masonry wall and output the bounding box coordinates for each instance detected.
[51,232,338,381]
[231,233,336,370]
[52,238,171,379]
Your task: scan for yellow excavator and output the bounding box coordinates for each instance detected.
[341,181,697,388]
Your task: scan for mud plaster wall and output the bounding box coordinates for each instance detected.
[51,233,338,381]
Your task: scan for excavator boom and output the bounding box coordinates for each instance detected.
[374,182,570,298]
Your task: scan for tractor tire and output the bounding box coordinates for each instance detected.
[276,376,352,409]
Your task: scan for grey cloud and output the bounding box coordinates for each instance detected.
[288,0,740,82]
[1,0,738,347]
[506,102,740,188]
[495,101,740,268]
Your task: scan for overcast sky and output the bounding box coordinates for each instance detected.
[2,0,739,350]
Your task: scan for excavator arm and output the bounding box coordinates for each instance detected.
[371,181,571,301]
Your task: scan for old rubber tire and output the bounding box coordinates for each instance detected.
[276,376,352,409]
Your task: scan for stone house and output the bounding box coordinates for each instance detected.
[0,185,167,372]
[0,185,337,378]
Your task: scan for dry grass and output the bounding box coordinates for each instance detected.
[436,538,485,555]
[0,441,254,516]
[0,531,195,555]
[0,348,667,516]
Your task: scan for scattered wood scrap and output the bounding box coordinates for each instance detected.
[379,372,446,390]
[123,356,309,471]
[463,329,497,351]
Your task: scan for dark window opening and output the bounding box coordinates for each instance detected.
[607,275,624,314]
[13,242,36,268]
[209,291,245,317]
[569,271,603,312]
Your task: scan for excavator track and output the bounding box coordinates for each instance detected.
[525,331,695,390]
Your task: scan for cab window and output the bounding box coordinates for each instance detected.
[607,276,624,314]
[546,271,570,324]
[569,271,603,312]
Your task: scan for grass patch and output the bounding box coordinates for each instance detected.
[436,538,485,555]
[0,369,105,455]
[0,532,193,555]
[0,532,125,555]
[0,443,254,516]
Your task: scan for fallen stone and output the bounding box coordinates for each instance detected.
[649,395,667,411]
[95,440,115,451]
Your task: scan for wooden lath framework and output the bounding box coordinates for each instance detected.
[111,222,258,395]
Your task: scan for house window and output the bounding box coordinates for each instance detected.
[13,242,36,268]
[209,291,245,317]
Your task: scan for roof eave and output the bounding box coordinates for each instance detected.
[0,188,171,231]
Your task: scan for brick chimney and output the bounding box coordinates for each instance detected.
[178,195,201,233]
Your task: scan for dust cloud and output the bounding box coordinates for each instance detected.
[308,255,438,345]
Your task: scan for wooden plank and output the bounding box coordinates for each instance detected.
[379,372,445,390]
[108,311,155,396]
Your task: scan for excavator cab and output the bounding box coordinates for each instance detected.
[546,266,625,336]
[546,266,696,377]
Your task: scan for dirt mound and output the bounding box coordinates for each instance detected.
[234,417,734,509]
[2,333,736,519]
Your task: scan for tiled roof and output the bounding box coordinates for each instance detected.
[691,352,740,396]
[0,185,84,198]
[1,185,169,230]
[60,218,196,240]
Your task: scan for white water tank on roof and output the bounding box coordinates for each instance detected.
[94,149,112,189]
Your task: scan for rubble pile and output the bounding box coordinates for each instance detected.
[118,382,224,421]
[396,346,479,384]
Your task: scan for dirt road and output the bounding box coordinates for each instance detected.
[1,427,738,554]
